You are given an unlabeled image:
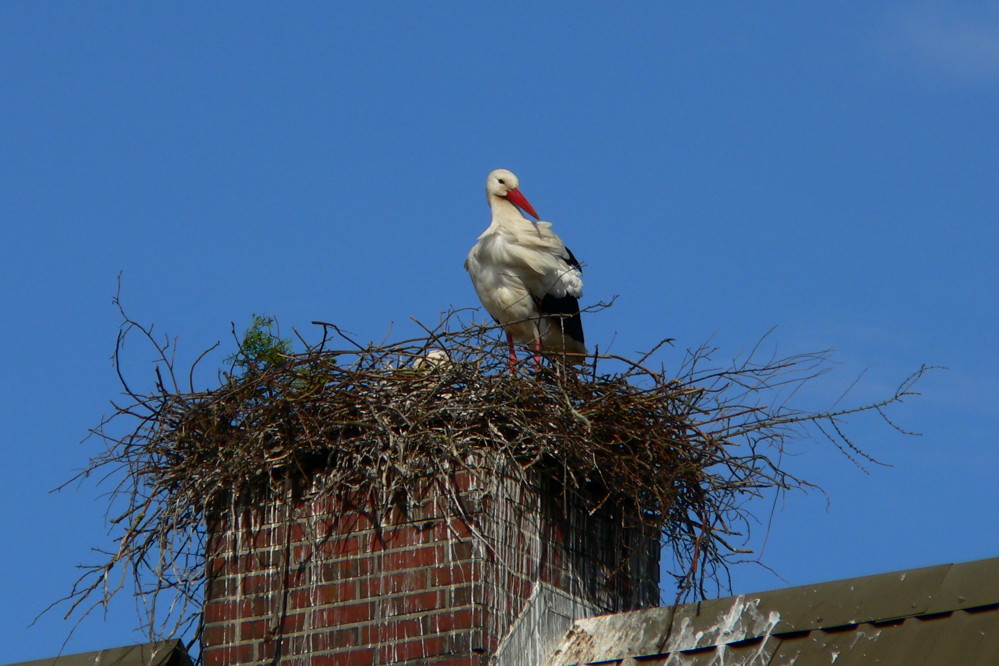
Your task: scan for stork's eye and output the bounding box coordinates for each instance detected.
[497,178,506,185]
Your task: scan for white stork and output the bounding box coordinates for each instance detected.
[465,169,586,368]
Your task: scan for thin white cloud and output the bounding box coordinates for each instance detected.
[883,3,999,82]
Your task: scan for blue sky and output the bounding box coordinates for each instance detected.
[3,3,998,660]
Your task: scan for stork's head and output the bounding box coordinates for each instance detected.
[486,168,539,220]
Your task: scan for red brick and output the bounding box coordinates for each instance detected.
[289,580,357,606]
[361,569,427,597]
[314,601,374,626]
[201,622,236,647]
[240,595,271,618]
[240,617,269,639]
[325,626,361,650]
[450,472,475,492]
[395,589,440,615]
[203,642,254,665]
[443,584,474,607]
[419,608,476,634]
[321,647,375,665]
[369,617,422,643]
[316,556,371,580]
[377,635,446,662]
[448,539,475,561]
[433,518,473,540]
[203,600,235,624]
[430,561,475,586]
[206,575,232,599]
[341,511,374,532]
[280,612,306,633]
[379,544,442,571]
[315,535,363,558]
[292,543,314,562]
[371,524,424,550]
[240,573,277,595]
[206,557,227,577]
[258,635,277,661]
[242,525,281,549]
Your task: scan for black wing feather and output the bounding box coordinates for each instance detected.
[538,245,585,344]
[562,245,582,271]
[539,293,585,345]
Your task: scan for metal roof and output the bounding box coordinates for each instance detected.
[547,556,999,665]
[8,640,191,666]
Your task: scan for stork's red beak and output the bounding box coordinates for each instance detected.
[505,188,540,220]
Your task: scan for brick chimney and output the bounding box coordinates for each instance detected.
[203,461,660,665]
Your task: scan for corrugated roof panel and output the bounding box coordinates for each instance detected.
[654,608,999,666]
[662,596,783,653]
[772,624,890,665]
[548,557,999,666]
[926,557,999,613]
[752,561,949,632]
[711,635,780,665]
[867,610,999,665]
[934,608,999,663]
[8,640,191,666]
[631,636,779,666]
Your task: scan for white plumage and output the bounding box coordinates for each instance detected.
[465,169,586,365]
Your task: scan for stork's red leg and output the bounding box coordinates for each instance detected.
[533,337,542,370]
[506,331,517,371]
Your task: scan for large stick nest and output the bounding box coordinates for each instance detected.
[54,303,930,649]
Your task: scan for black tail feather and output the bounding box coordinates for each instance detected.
[539,293,585,345]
